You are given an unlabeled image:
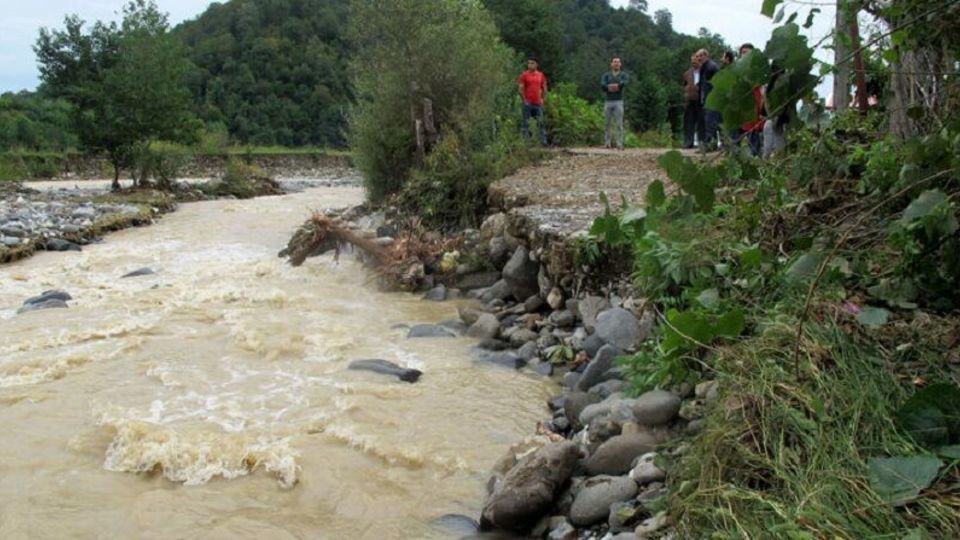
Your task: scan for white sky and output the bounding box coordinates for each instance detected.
[2,0,835,95]
[0,0,217,92]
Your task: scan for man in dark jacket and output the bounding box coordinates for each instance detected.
[682,53,701,149]
[695,49,720,150]
[601,57,628,149]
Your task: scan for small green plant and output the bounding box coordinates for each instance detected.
[543,82,604,147]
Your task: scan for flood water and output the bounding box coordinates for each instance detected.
[0,180,553,539]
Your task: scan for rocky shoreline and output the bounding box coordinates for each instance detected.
[325,206,714,540]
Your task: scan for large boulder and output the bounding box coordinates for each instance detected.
[595,308,643,351]
[480,280,513,303]
[632,390,681,426]
[563,391,601,426]
[481,441,582,533]
[579,296,611,332]
[480,212,507,241]
[568,475,638,527]
[575,344,622,391]
[502,247,540,301]
[457,271,501,291]
[584,432,660,476]
[467,313,501,340]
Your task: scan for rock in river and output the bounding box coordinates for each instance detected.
[348,359,422,383]
[481,441,582,533]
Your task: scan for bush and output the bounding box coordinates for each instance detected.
[349,0,513,203]
[202,158,280,199]
[544,82,604,147]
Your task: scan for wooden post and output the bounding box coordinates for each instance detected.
[423,98,436,146]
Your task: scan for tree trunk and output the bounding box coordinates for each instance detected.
[833,0,850,113]
[111,159,121,192]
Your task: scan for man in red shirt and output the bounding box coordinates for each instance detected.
[517,58,548,145]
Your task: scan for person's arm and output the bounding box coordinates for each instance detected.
[600,73,609,93]
[517,75,526,104]
[540,75,547,103]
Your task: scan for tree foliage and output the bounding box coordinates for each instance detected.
[35,0,198,188]
[348,0,513,203]
[175,0,352,147]
[0,91,76,151]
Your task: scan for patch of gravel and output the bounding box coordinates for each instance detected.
[489,148,677,236]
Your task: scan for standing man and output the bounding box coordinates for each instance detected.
[601,57,628,149]
[695,49,720,150]
[517,57,548,145]
[682,54,701,149]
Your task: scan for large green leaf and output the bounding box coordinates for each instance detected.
[656,150,717,212]
[646,180,666,208]
[856,306,890,329]
[899,189,950,225]
[761,0,784,18]
[662,309,713,352]
[715,309,746,338]
[785,252,821,284]
[897,384,960,447]
[868,456,941,506]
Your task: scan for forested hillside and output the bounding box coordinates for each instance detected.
[3,0,729,150]
[175,0,352,147]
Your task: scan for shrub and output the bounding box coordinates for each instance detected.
[348,0,513,203]
[543,82,604,147]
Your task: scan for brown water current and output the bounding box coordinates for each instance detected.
[0,182,555,539]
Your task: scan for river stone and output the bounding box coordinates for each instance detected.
[547,287,564,310]
[480,279,513,303]
[634,512,669,538]
[459,305,484,326]
[121,267,155,278]
[530,360,554,377]
[537,333,559,350]
[696,380,720,402]
[348,359,422,383]
[45,238,82,252]
[17,298,69,314]
[467,313,501,340]
[588,380,627,399]
[609,501,643,533]
[439,319,467,336]
[431,514,479,536]
[630,453,666,485]
[71,207,97,219]
[584,432,660,476]
[517,341,538,360]
[457,271,501,291]
[596,308,645,351]
[478,338,510,351]
[477,352,526,370]
[562,371,581,389]
[578,394,625,426]
[548,310,575,328]
[481,441,581,533]
[480,212,507,241]
[422,285,447,301]
[502,247,540,301]
[547,520,577,540]
[407,324,456,338]
[575,344,622,391]
[509,328,539,348]
[61,224,80,234]
[632,390,682,426]
[524,294,545,313]
[24,290,72,305]
[2,236,21,247]
[568,475,638,527]
[563,391,601,426]
[579,295,611,332]
[488,237,509,268]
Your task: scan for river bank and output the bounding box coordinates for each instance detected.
[283,148,690,539]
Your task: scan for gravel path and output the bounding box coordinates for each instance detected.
[489,147,684,236]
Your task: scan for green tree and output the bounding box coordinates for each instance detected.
[35,0,198,190]
[348,0,513,201]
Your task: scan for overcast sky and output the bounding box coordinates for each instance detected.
[1,0,834,94]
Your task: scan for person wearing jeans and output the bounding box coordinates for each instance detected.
[601,57,628,149]
[517,58,548,145]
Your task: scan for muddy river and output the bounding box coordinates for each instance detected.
[0,180,553,539]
